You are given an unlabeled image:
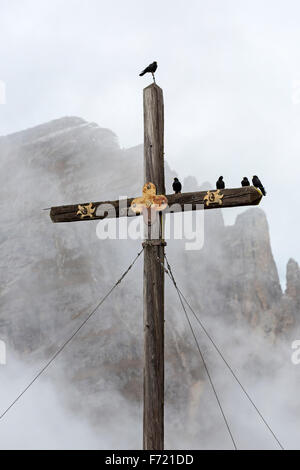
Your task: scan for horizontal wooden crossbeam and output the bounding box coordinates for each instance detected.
[50,186,262,223]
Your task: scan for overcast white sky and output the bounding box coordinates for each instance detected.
[1,0,300,284]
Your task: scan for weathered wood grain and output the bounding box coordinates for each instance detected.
[143,83,165,451]
[144,83,165,196]
[50,186,262,223]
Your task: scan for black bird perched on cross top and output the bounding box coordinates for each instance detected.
[172,177,182,194]
[252,175,266,196]
[241,177,250,187]
[139,61,158,82]
[216,176,225,190]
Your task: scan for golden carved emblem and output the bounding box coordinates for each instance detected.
[77,203,96,219]
[131,183,168,214]
[204,190,224,207]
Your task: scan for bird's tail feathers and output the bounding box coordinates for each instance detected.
[257,186,266,196]
[139,71,146,76]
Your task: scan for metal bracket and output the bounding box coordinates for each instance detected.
[142,240,167,248]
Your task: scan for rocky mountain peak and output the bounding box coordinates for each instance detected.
[1,116,85,143]
[0,116,299,444]
[286,258,300,303]
[0,116,119,153]
[235,207,269,236]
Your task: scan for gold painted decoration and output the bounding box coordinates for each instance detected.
[77,203,96,219]
[204,190,224,207]
[131,183,168,214]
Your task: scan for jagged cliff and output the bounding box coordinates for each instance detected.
[0,117,299,448]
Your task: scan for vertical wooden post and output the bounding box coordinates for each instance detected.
[143,83,165,450]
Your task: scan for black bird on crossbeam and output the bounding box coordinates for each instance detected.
[241,177,250,187]
[139,61,158,82]
[252,175,266,196]
[216,176,225,190]
[173,177,182,194]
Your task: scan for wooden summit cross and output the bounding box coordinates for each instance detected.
[50,83,262,450]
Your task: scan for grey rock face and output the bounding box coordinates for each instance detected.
[0,117,299,447]
[286,258,300,304]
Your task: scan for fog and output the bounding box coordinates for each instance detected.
[0,315,299,450]
[1,0,300,283]
[0,354,142,450]
[0,357,105,450]
[1,0,300,450]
